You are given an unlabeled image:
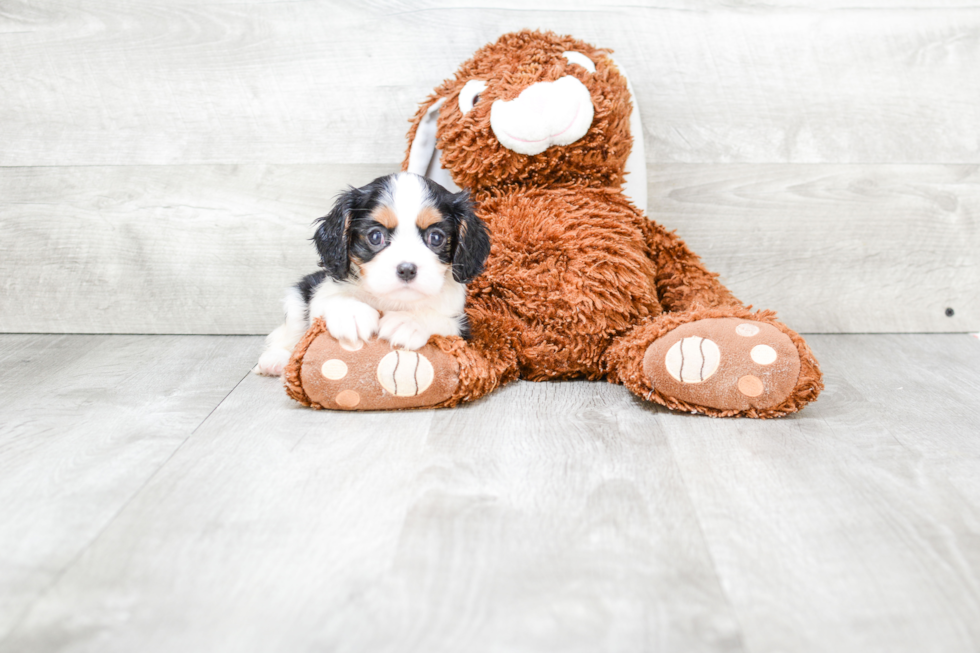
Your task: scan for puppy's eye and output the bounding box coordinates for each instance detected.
[426,228,446,249]
[458,80,487,115]
[367,228,386,248]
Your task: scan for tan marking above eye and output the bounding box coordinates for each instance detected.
[371,206,398,229]
[416,206,443,230]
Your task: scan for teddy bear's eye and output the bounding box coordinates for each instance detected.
[459,80,488,115]
[562,51,596,73]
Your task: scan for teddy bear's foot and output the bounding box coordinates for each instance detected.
[289,334,460,410]
[643,317,801,413]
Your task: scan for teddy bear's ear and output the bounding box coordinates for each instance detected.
[606,55,647,215]
[405,97,462,193]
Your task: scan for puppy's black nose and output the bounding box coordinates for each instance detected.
[396,262,417,281]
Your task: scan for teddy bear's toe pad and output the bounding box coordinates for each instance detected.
[643,318,801,412]
[299,335,459,410]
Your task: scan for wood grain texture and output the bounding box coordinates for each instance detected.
[666,333,980,652]
[647,164,980,333]
[0,334,257,640]
[1,163,976,334]
[0,163,390,334]
[1,1,978,166]
[1,333,979,652]
[0,369,743,653]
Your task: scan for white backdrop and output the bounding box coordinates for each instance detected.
[2,0,977,333]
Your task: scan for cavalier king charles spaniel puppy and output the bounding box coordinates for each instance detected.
[256,172,490,376]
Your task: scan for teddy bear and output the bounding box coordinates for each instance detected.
[284,30,823,418]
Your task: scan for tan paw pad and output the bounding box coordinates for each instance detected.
[321,359,349,380]
[737,375,764,397]
[664,336,720,383]
[334,389,360,408]
[644,317,801,412]
[735,323,760,337]
[376,351,435,397]
[750,345,777,365]
[297,335,460,411]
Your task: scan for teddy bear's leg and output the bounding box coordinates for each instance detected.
[602,306,823,418]
[614,213,822,416]
[283,315,520,411]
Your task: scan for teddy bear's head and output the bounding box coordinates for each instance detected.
[403,30,645,205]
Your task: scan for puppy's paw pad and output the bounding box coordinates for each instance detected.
[644,318,801,411]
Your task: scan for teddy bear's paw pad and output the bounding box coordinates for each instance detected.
[299,335,459,410]
[643,318,801,411]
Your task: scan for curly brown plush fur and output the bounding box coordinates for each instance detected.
[402,29,821,417]
[414,32,633,193]
[287,29,822,418]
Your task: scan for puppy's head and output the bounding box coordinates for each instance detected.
[313,172,490,301]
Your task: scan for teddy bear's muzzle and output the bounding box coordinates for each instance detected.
[490,76,594,155]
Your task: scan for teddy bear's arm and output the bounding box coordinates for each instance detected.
[642,219,743,315]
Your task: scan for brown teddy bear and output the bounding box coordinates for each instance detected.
[285,30,823,418]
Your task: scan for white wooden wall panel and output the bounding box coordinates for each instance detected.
[1,164,975,334]
[1,1,978,166]
[1,1,977,334]
[647,164,980,334]
[0,164,389,334]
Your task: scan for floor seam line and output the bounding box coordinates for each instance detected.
[189,367,253,436]
[663,430,752,653]
[0,366,252,645]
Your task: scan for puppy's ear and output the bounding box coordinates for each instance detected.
[449,191,491,284]
[313,188,359,281]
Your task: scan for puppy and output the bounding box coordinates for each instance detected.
[256,172,490,376]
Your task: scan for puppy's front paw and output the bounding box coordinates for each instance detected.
[313,297,380,346]
[378,311,432,350]
[256,347,291,377]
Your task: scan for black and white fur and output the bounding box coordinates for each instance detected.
[256,172,490,376]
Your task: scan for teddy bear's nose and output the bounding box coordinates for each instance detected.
[490,76,595,156]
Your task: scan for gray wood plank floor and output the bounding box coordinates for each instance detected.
[0,336,256,641]
[1,334,979,652]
